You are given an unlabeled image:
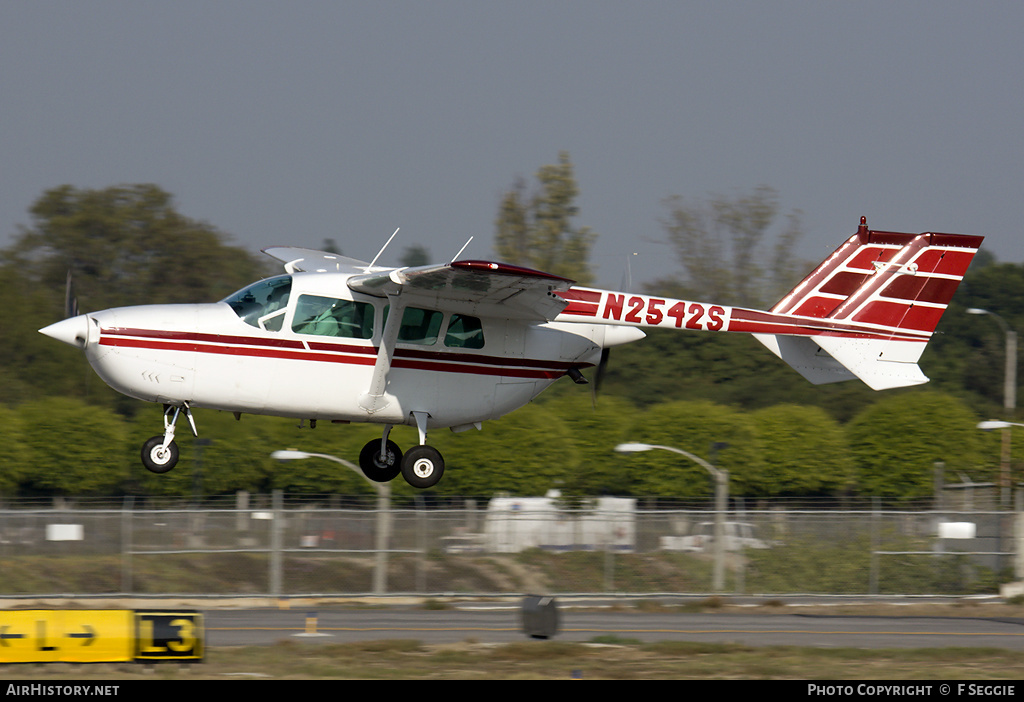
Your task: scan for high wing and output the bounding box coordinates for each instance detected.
[348,260,574,321]
[346,259,575,416]
[262,246,373,275]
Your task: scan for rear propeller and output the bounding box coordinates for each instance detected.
[591,348,610,408]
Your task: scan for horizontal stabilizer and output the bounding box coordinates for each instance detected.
[753,333,929,390]
[751,334,856,385]
[813,337,929,390]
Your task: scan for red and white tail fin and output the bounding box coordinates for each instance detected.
[753,218,984,389]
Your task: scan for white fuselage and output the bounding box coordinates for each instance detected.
[73,270,638,431]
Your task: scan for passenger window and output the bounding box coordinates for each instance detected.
[223,276,292,331]
[383,306,443,345]
[292,295,374,339]
[445,314,485,349]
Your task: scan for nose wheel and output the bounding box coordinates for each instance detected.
[141,435,179,473]
[140,403,196,474]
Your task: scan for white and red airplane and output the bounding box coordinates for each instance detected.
[39,218,983,489]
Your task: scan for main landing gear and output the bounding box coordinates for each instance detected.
[358,413,445,490]
[140,404,196,474]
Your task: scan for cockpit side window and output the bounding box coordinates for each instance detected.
[223,276,292,331]
[444,314,485,349]
[382,305,444,345]
[292,295,375,339]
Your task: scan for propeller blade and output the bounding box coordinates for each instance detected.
[591,348,610,408]
[64,270,79,318]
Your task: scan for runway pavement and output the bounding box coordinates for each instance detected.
[203,605,1024,650]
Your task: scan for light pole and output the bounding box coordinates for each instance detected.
[615,442,729,592]
[967,308,1018,508]
[978,421,1024,430]
[271,450,391,594]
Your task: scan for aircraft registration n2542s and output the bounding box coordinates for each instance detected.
[40,218,983,489]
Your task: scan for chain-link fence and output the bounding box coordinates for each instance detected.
[1,493,1021,597]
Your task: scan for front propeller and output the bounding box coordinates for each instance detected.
[38,269,89,348]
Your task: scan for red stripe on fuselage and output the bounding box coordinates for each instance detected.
[727,309,930,342]
[555,289,601,317]
[99,329,580,379]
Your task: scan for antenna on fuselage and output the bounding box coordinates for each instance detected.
[450,236,474,262]
[368,228,400,269]
[621,252,637,292]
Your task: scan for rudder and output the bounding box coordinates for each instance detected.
[754,218,984,390]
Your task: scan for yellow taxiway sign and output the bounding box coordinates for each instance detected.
[0,610,203,663]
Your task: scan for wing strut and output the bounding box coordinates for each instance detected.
[358,293,404,414]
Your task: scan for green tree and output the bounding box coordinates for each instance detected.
[924,257,1024,420]
[748,404,854,496]
[494,152,597,285]
[0,405,30,495]
[846,392,988,499]
[625,400,763,499]
[127,411,294,497]
[598,328,878,422]
[537,393,641,495]
[266,421,419,496]
[654,185,806,308]
[1,184,272,410]
[17,397,128,495]
[434,404,580,496]
[5,184,269,313]
[0,264,97,404]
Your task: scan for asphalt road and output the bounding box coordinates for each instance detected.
[203,606,1024,650]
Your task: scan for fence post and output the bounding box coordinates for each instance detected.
[373,483,390,595]
[1016,488,1024,580]
[869,497,880,594]
[270,490,283,597]
[415,496,426,593]
[603,507,614,592]
[121,495,133,594]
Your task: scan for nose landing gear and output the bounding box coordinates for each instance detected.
[140,404,197,474]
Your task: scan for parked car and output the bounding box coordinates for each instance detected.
[660,522,775,552]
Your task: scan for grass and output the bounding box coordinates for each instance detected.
[0,547,1013,596]
[3,639,1023,680]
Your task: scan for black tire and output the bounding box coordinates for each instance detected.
[359,439,402,482]
[141,435,179,474]
[401,445,445,489]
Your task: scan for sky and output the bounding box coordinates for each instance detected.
[2,1,1022,289]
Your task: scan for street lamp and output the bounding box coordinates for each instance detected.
[978,421,1024,431]
[615,442,729,592]
[967,308,1018,508]
[271,450,391,594]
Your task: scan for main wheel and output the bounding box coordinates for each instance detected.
[401,445,445,489]
[141,435,179,474]
[359,439,402,482]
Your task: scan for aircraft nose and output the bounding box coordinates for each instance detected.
[39,315,92,349]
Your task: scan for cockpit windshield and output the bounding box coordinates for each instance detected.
[222,275,292,331]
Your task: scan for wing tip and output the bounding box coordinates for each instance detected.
[451,260,575,286]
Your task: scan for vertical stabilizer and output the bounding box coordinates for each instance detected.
[754,218,984,389]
